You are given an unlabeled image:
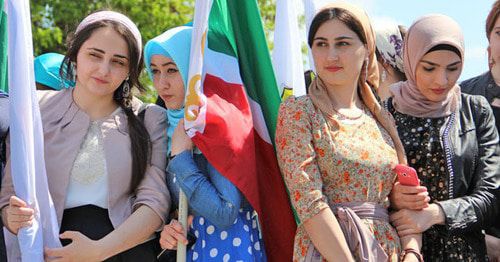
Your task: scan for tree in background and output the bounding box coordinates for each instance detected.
[30,0,275,102]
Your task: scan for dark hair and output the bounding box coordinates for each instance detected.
[426,44,462,58]
[308,8,367,48]
[61,19,151,194]
[486,0,500,41]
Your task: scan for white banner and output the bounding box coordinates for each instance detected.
[6,0,61,261]
[273,0,306,97]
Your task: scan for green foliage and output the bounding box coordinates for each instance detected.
[30,0,276,102]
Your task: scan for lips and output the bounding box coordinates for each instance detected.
[161,94,174,101]
[325,66,342,72]
[431,89,446,95]
[92,77,109,84]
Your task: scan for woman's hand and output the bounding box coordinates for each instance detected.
[2,196,35,234]
[486,234,500,262]
[44,231,102,262]
[170,119,194,156]
[159,216,194,250]
[390,204,445,237]
[389,182,430,210]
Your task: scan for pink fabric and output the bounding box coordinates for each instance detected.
[76,11,142,62]
[390,14,464,118]
[305,202,389,262]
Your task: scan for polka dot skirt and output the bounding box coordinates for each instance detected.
[187,207,266,261]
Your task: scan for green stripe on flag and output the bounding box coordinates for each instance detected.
[0,0,7,93]
[208,0,281,144]
[207,0,237,58]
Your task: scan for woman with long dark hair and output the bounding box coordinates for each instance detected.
[0,11,170,261]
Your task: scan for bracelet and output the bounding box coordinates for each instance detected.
[400,248,423,262]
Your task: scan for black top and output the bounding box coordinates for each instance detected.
[388,94,500,261]
[390,107,479,261]
[460,72,500,238]
[461,71,500,134]
[0,93,8,179]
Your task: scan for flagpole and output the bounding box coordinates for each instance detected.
[176,190,188,262]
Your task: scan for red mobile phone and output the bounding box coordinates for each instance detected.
[393,164,420,186]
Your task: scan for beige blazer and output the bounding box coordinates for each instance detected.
[0,89,170,229]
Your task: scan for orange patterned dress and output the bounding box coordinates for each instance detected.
[276,96,401,261]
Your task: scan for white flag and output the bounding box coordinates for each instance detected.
[6,0,61,261]
[272,0,306,98]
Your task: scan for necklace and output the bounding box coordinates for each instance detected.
[331,106,364,120]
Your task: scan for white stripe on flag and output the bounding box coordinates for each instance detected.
[248,99,272,144]
[7,0,61,261]
[204,47,243,85]
[184,0,212,137]
[203,48,271,144]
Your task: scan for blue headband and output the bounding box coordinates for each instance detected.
[34,53,75,90]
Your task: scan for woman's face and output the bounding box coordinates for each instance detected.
[311,18,368,88]
[489,17,500,69]
[150,55,185,110]
[75,27,130,98]
[415,50,462,102]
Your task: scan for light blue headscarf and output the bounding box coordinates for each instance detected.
[34,53,75,90]
[144,26,192,155]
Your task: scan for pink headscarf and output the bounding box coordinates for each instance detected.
[390,14,464,118]
[75,11,142,64]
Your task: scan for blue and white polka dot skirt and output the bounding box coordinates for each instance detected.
[187,207,267,261]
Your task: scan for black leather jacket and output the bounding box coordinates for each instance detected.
[461,73,500,238]
[388,94,500,257]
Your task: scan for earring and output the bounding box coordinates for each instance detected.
[122,77,130,98]
[364,58,369,81]
[70,61,76,83]
[381,69,387,83]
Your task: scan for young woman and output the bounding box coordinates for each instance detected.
[0,11,170,261]
[388,14,500,261]
[275,3,419,261]
[144,26,266,261]
[374,22,407,100]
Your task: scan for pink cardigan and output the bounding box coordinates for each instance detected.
[0,89,170,228]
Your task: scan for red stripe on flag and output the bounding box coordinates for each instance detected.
[192,74,296,260]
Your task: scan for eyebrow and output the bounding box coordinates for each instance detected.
[313,36,354,42]
[88,47,129,60]
[420,60,462,67]
[150,61,176,67]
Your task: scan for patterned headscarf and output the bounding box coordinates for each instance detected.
[375,22,405,73]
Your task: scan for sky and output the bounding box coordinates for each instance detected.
[296,0,495,81]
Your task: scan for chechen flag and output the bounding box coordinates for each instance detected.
[185,0,296,260]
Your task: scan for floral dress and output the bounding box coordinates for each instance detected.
[390,105,479,261]
[276,96,401,261]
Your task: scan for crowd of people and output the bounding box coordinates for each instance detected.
[0,1,498,261]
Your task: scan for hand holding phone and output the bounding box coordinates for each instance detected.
[393,164,420,186]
